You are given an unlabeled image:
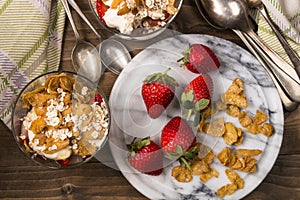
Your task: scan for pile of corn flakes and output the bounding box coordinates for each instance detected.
[171,77,274,198]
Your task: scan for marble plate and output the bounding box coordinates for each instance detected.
[108,34,284,199]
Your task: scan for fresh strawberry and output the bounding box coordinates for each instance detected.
[89,93,103,105]
[127,138,163,176]
[181,74,213,125]
[182,74,213,104]
[94,93,103,105]
[96,0,109,23]
[161,116,196,155]
[178,44,220,74]
[142,68,178,119]
[58,159,69,167]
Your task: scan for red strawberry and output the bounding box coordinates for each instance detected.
[183,74,213,104]
[94,93,103,105]
[127,138,163,176]
[142,68,178,119]
[89,93,103,105]
[181,74,213,125]
[161,116,196,155]
[58,159,69,167]
[178,44,220,74]
[96,0,109,23]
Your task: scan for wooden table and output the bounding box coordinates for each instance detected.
[1,1,299,199]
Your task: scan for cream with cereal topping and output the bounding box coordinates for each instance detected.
[20,73,109,164]
[93,0,179,34]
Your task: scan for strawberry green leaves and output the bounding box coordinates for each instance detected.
[165,145,198,171]
[143,68,178,88]
[195,99,210,111]
[181,88,210,126]
[127,138,151,157]
[181,90,210,111]
[181,90,194,109]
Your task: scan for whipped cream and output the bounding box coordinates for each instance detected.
[95,0,178,34]
[103,9,135,34]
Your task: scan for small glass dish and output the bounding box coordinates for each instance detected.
[89,0,183,40]
[11,71,110,169]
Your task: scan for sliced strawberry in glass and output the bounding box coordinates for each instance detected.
[58,159,69,167]
[96,0,109,23]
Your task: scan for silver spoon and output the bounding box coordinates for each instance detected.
[99,39,131,75]
[61,0,102,83]
[67,0,131,75]
[247,0,300,77]
[195,0,298,111]
[197,0,300,103]
[68,0,101,39]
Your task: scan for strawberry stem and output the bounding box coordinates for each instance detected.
[177,57,184,62]
[180,157,192,171]
[186,109,193,121]
[130,137,137,145]
[162,68,171,76]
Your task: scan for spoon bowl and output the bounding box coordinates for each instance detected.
[99,39,131,75]
[199,0,252,31]
[72,39,103,82]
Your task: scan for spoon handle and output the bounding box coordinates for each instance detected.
[245,30,300,102]
[67,0,102,39]
[259,4,300,75]
[61,0,80,40]
[234,30,298,112]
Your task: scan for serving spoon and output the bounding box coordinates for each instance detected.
[196,0,300,103]
[195,0,299,111]
[247,0,300,76]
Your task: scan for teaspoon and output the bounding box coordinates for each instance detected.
[195,0,298,111]
[61,0,102,83]
[247,0,300,76]
[197,0,300,103]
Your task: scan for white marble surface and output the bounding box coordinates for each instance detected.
[108,34,284,200]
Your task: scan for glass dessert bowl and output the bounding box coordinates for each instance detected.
[89,0,183,40]
[11,71,110,168]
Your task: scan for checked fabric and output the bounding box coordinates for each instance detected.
[0,0,65,129]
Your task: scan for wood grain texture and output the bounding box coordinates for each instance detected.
[1,0,299,199]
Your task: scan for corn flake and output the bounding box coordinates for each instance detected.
[172,166,193,183]
[222,78,248,108]
[203,117,226,137]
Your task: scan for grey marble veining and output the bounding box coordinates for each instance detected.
[108,34,284,200]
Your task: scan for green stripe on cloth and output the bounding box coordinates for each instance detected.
[0,0,65,128]
[256,0,300,66]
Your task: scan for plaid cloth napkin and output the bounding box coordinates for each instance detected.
[258,0,300,64]
[0,0,65,129]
